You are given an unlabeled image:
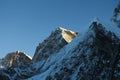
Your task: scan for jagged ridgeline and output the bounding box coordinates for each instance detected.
[28,20,120,80]
[0,18,120,80]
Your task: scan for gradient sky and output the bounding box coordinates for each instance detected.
[0,0,119,58]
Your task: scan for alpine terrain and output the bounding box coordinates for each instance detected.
[0,3,120,80]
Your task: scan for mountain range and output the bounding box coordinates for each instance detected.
[0,18,120,80]
[1,0,120,80]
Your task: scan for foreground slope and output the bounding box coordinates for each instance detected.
[28,20,120,80]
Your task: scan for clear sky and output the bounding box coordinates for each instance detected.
[0,0,119,58]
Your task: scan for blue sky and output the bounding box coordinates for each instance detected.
[0,0,118,58]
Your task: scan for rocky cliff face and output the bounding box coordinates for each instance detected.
[32,27,78,62]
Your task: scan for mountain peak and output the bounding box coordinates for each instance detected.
[2,51,32,68]
[89,17,101,27]
[32,27,78,62]
[88,18,105,32]
[56,27,78,43]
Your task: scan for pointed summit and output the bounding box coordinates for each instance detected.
[56,27,78,42]
[32,27,78,62]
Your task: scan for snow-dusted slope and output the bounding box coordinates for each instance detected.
[32,27,77,62]
[28,20,120,80]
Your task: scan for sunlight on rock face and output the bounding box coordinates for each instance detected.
[59,27,78,43]
[4,51,32,68]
